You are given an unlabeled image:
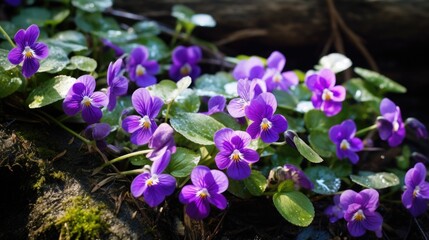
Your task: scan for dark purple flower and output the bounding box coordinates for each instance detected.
[179,166,228,220]
[405,117,428,140]
[402,163,429,217]
[227,78,266,118]
[127,46,160,87]
[101,38,124,57]
[146,123,176,163]
[122,88,163,145]
[5,0,21,6]
[203,95,226,115]
[262,51,298,92]
[281,164,314,190]
[329,119,364,164]
[377,98,405,147]
[324,195,344,223]
[107,58,129,111]
[130,155,176,207]
[169,45,202,81]
[305,68,346,117]
[340,189,383,238]
[214,128,260,180]
[63,75,108,124]
[7,24,48,78]
[232,57,265,81]
[84,123,111,150]
[245,92,288,143]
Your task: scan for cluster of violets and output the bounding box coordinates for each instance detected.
[6,23,429,236]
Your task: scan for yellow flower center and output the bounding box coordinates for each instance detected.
[136,64,146,77]
[146,174,159,187]
[273,73,282,83]
[180,63,192,76]
[413,186,420,198]
[352,209,366,221]
[322,89,333,101]
[23,46,34,58]
[197,188,210,199]
[140,115,151,129]
[260,118,272,131]
[81,96,92,107]
[340,139,350,150]
[229,149,243,162]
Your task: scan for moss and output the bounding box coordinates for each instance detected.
[50,171,67,181]
[33,175,46,190]
[56,196,107,240]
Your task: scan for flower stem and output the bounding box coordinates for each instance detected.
[119,168,146,175]
[355,124,377,136]
[164,101,173,123]
[38,111,91,145]
[0,25,15,48]
[101,149,152,168]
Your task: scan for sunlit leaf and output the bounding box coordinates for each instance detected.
[166,147,200,177]
[26,75,76,108]
[354,67,406,93]
[350,171,400,189]
[243,170,267,196]
[273,191,314,227]
[72,0,112,13]
[69,56,97,72]
[305,166,341,195]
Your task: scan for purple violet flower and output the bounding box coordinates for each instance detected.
[329,119,364,164]
[245,92,288,143]
[405,117,428,140]
[376,98,405,147]
[127,46,160,87]
[179,166,228,220]
[305,68,346,117]
[7,24,49,78]
[107,58,129,111]
[402,162,429,217]
[5,0,21,6]
[203,95,226,115]
[324,195,344,223]
[169,45,202,81]
[232,57,265,81]
[214,128,260,180]
[84,123,111,150]
[130,156,176,207]
[146,123,176,163]
[282,164,314,190]
[101,38,124,57]
[227,78,266,118]
[122,88,163,145]
[262,51,298,92]
[63,75,108,124]
[340,189,383,238]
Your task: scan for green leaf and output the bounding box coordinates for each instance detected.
[43,39,88,54]
[0,71,22,98]
[243,170,267,196]
[272,90,298,110]
[166,147,200,177]
[69,56,97,72]
[350,171,400,189]
[0,21,18,41]
[345,78,381,102]
[308,130,335,158]
[101,96,132,128]
[125,36,169,61]
[395,145,411,170]
[170,113,225,145]
[194,72,237,98]
[293,133,323,163]
[354,67,406,93]
[75,10,119,33]
[93,30,137,44]
[171,88,200,114]
[273,191,314,227]
[38,45,70,73]
[129,155,151,167]
[210,112,241,130]
[26,75,76,108]
[172,4,195,22]
[45,9,70,26]
[47,30,88,54]
[227,179,252,199]
[305,166,341,195]
[12,7,51,27]
[132,21,160,36]
[72,0,112,13]
[0,49,16,71]
[304,109,343,132]
[148,77,192,104]
[277,179,295,193]
[331,160,352,178]
[191,14,216,27]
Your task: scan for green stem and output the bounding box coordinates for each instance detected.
[170,22,183,47]
[39,111,91,144]
[356,124,377,136]
[262,191,277,196]
[0,25,15,48]
[101,149,152,168]
[271,141,286,146]
[119,168,146,175]
[164,101,173,123]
